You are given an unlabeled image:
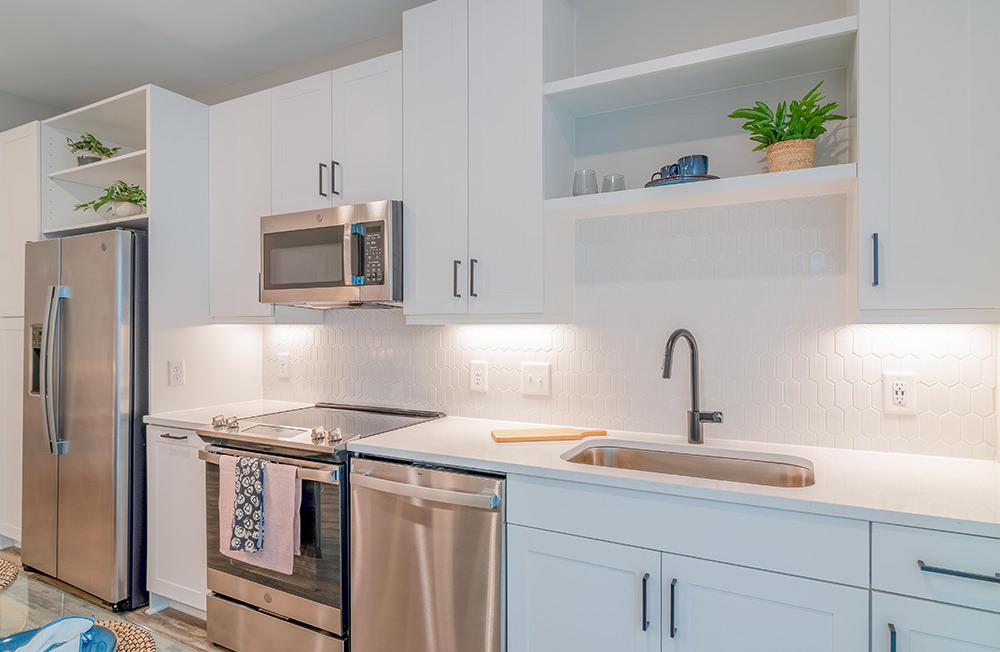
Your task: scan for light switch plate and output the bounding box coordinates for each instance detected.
[470,360,488,392]
[521,362,551,396]
[277,352,290,379]
[882,371,916,414]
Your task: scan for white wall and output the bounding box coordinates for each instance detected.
[0,90,62,132]
[262,195,998,460]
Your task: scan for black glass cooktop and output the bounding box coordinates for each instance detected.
[248,404,441,443]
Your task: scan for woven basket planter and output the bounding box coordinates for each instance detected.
[766,138,815,172]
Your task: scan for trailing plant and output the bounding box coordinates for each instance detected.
[66,132,120,158]
[728,81,846,151]
[74,180,146,213]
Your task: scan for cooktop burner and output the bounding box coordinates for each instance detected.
[196,403,444,460]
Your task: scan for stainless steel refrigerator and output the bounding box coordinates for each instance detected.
[22,229,148,611]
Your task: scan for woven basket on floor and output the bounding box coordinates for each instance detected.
[94,620,156,652]
[0,558,17,592]
[766,138,816,172]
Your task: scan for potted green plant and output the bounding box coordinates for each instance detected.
[74,180,146,218]
[65,132,121,166]
[728,81,846,172]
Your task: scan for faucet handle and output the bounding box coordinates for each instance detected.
[699,411,724,424]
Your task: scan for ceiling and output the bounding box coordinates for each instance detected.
[0,0,429,111]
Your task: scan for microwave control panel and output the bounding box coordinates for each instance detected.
[360,222,384,285]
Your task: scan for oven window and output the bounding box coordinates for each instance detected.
[263,226,346,290]
[206,463,343,610]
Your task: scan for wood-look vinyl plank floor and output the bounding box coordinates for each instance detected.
[0,548,212,652]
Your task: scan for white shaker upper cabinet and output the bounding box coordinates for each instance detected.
[402,0,471,317]
[858,0,1000,321]
[467,0,543,315]
[0,122,39,318]
[271,72,334,214]
[209,90,274,320]
[330,52,402,207]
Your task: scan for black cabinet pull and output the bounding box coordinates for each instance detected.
[470,259,478,297]
[159,433,188,440]
[453,260,462,298]
[319,162,328,197]
[669,578,677,638]
[918,559,1000,584]
[872,232,879,287]
[889,623,896,652]
[331,160,341,196]
[640,573,650,632]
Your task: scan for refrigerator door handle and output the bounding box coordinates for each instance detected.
[41,285,70,455]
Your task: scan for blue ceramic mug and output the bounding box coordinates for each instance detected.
[651,154,710,181]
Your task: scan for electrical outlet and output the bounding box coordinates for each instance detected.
[168,360,186,387]
[882,372,916,414]
[277,352,290,379]
[470,360,488,392]
[520,362,551,396]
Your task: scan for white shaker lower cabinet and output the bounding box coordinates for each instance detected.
[872,593,1000,652]
[661,553,868,652]
[0,317,24,544]
[146,426,207,612]
[508,525,661,652]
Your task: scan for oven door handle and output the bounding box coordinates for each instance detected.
[199,449,340,485]
[351,472,500,510]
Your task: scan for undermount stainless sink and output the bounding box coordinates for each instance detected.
[563,441,815,488]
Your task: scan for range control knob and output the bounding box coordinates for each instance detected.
[212,415,226,429]
[225,417,240,431]
[326,427,343,443]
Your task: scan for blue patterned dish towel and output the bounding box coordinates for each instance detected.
[231,457,268,553]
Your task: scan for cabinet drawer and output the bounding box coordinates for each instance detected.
[147,426,202,449]
[872,523,1000,613]
[508,474,869,587]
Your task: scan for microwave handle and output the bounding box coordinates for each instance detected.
[344,226,365,285]
[343,227,353,286]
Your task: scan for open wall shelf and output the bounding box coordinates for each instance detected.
[48,150,147,188]
[544,163,856,220]
[42,213,148,237]
[545,17,858,117]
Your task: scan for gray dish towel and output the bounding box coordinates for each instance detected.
[231,457,268,553]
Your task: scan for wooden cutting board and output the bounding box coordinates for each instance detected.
[491,427,607,443]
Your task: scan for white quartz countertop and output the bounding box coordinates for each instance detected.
[143,400,313,430]
[348,416,1000,538]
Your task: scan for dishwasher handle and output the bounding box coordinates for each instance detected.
[351,472,500,510]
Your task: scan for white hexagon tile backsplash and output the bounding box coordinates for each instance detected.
[263,195,998,460]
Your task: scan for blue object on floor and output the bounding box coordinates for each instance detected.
[0,623,116,652]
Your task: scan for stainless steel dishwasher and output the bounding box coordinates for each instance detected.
[349,457,504,652]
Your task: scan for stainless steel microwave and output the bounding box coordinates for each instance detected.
[260,200,402,308]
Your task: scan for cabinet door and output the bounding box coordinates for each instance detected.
[873,592,1000,652]
[330,52,402,206]
[209,90,274,319]
[467,0,543,315]
[508,525,661,652]
[858,0,1000,313]
[146,426,207,611]
[0,123,39,318]
[0,318,23,541]
[271,72,333,214]
[662,553,868,652]
[402,0,470,316]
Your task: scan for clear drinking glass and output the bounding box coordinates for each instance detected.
[602,174,626,192]
[573,169,599,196]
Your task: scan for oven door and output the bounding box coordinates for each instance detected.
[201,447,346,637]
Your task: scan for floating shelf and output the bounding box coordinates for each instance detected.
[44,86,148,149]
[48,150,147,188]
[544,164,857,220]
[43,213,148,237]
[545,17,858,117]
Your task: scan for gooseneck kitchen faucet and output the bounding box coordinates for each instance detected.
[662,329,723,444]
